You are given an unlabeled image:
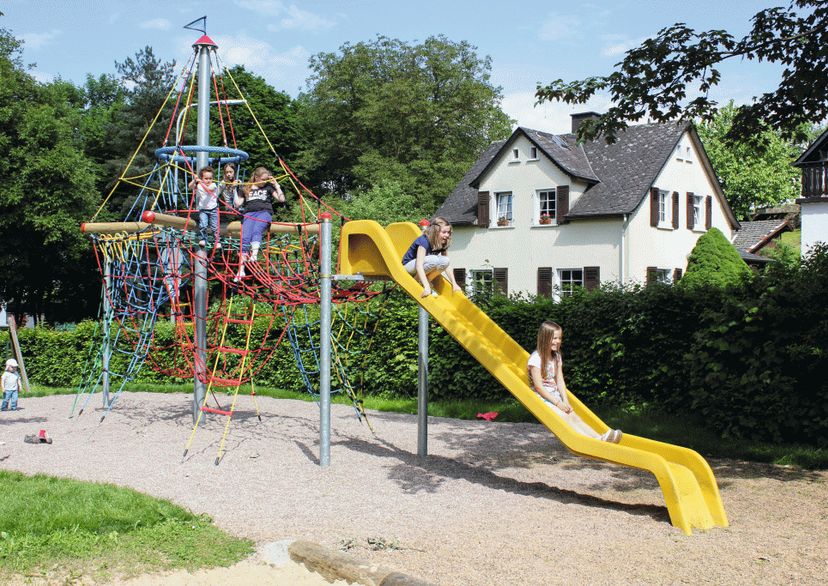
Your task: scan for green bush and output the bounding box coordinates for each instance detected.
[6,245,828,446]
[680,226,753,290]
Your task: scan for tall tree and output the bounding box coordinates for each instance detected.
[214,65,303,174]
[698,102,802,219]
[536,0,828,144]
[299,35,512,212]
[0,28,100,322]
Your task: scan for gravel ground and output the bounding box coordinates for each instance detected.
[1,393,826,585]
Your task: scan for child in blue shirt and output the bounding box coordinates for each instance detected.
[402,216,463,297]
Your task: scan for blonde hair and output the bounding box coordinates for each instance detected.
[536,321,562,380]
[244,166,270,196]
[198,165,214,178]
[426,216,452,252]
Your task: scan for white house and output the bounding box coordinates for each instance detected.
[794,126,828,255]
[435,113,740,297]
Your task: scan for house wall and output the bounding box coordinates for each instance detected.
[800,200,828,255]
[624,130,736,283]
[447,130,736,295]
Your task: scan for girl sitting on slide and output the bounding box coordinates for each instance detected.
[528,321,622,443]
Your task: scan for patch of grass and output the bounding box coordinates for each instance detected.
[0,471,253,582]
[778,228,800,255]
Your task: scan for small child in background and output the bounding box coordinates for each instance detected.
[528,321,622,443]
[402,216,463,297]
[1,358,22,411]
[189,166,221,249]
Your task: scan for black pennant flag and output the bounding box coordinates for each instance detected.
[183,16,207,34]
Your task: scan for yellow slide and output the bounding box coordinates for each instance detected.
[339,220,728,535]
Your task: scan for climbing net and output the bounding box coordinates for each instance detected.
[74,37,385,427]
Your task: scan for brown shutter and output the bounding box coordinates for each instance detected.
[556,185,569,224]
[686,192,694,230]
[646,266,658,285]
[650,187,659,227]
[672,191,679,229]
[453,268,466,287]
[537,267,552,297]
[584,266,600,291]
[494,268,508,295]
[477,191,490,227]
[673,267,683,282]
[705,195,712,230]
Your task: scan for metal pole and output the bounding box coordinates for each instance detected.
[193,249,207,423]
[102,261,112,407]
[195,45,211,172]
[417,306,429,456]
[319,213,332,467]
[192,38,211,423]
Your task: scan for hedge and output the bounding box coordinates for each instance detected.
[4,245,827,446]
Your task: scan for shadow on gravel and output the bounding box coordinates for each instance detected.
[0,415,48,425]
[336,434,669,525]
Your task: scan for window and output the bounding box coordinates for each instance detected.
[692,195,703,229]
[471,269,493,296]
[647,267,672,285]
[685,145,693,163]
[495,192,513,226]
[558,268,584,296]
[658,190,669,225]
[537,189,556,224]
[675,142,684,161]
[530,146,538,159]
[512,148,519,160]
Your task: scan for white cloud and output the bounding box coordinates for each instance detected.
[21,30,60,50]
[30,70,55,84]
[601,36,646,57]
[501,90,614,134]
[235,0,286,17]
[273,5,335,31]
[208,33,310,94]
[538,13,581,42]
[140,18,171,31]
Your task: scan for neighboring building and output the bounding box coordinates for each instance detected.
[793,127,828,255]
[435,113,740,297]
[732,218,794,265]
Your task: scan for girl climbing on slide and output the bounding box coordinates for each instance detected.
[401,216,463,297]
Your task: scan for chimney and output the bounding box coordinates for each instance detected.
[571,111,601,135]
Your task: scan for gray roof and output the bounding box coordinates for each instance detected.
[738,248,773,264]
[436,140,505,224]
[436,122,691,223]
[732,219,791,252]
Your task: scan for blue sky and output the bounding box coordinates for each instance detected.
[3,0,784,134]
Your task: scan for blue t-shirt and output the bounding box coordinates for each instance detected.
[402,235,433,265]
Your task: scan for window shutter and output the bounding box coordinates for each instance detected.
[686,192,694,230]
[673,267,683,282]
[537,267,552,297]
[556,185,570,224]
[477,191,490,227]
[494,268,508,295]
[650,187,659,227]
[453,268,466,288]
[584,266,600,291]
[705,195,712,230]
[646,266,658,285]
[672,191,679,229]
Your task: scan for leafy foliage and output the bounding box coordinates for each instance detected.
[298,35,512,212]
[680,227,753,290]
[697,102,802,218]
[536,0,828,144]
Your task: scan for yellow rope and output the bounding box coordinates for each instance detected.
[92,58,194,220]
[225,67,280,159]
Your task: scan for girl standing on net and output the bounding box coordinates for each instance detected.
[402,216,463,297]
[233,166,285,280]
[528,321,622,443]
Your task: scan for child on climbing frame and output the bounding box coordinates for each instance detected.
[401,216,463,298]
[233,166,285,280]
[528,321,622,443]
[188,166,221,250]
[1,358,22,412]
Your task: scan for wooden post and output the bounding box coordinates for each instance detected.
[7,316,30,393]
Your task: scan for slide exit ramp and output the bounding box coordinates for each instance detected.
[339,220,728,535]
